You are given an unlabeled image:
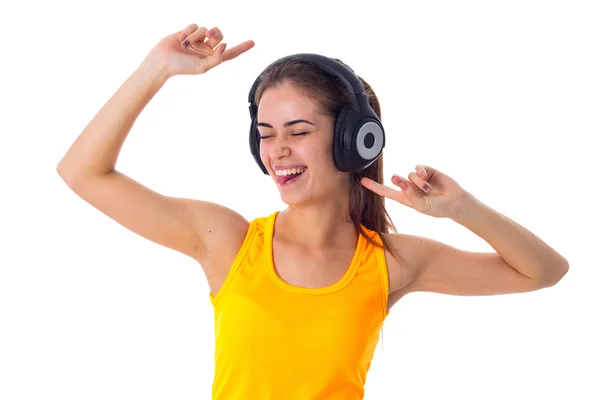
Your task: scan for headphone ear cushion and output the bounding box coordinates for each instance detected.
[249,117,268,174]
[333,107,355,171]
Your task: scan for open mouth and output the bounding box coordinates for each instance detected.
[275,168,307,185]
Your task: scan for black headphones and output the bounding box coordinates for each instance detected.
[248,53,385,174]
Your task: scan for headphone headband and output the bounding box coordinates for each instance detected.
[248,53,366,105]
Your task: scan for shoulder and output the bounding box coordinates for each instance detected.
[381,232,433,294]
[199,212,270,295]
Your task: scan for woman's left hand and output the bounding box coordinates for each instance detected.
[360,164,472,219]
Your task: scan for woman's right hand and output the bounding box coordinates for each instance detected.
[145,24,255,78]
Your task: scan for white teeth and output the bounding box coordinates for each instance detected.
[275,167,306,176]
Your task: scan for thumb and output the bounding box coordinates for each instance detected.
[199,43,227,73]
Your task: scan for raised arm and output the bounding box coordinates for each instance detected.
[57,24,255,277]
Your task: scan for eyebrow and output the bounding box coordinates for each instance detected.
[256,119,315,128]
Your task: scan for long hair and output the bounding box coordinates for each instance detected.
[253,57,399,254]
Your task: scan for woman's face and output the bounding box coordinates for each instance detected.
[257,82,347,206]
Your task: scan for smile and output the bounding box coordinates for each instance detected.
[276,168,306,185]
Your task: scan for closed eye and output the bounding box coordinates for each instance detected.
[259,132,309,140]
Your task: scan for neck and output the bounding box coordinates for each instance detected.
[277,195,358,249]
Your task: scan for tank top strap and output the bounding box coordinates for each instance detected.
[208,215,260,306]
[360,225,391,320]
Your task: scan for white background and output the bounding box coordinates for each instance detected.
[1,0,598,399]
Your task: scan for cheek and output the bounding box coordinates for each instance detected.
[259,142,271,163]
[308,139,335,168]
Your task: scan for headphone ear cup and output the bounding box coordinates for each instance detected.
[249,117,268,174]
[333,107,355,171]
[353,118,385,171]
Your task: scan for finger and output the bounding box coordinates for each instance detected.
[361,177,401,199]
[407,171,431,193]
[221,40,256,62]
[205,27,223,49]
[182,26,208,48]
[361,178,413,208]
[198,43,228,73]
[416,164,428,180]
[179,23,198,41]
[391,174,417,201]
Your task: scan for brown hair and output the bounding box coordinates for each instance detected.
[253,56,399,255]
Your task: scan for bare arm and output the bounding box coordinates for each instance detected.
[57,60,170,178]
[57,55,248,274]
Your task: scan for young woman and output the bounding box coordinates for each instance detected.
[57,24,569,399]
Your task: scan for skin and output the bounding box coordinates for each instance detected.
[253,81,415,310]
[254,81,569,311]
[58,22,567,323]
[168,26,566,313]
[256,81,362,248]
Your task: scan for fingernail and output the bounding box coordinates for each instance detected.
[423,183,431,192]
[399,180,408,190]
[419,171,427,179]
[182,40,190,48]
[207,29,215,36]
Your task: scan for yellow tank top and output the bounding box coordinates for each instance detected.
[208,211,390,399]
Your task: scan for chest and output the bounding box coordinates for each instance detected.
[271,239,356,289]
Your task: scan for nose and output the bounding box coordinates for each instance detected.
[268,135,291,162]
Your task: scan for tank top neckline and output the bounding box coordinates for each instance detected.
[264,211,367,295]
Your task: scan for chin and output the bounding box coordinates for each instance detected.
[272,167,343,206]
[275,182,335,208]
[276,181,312,205]
[279,192,313,206]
